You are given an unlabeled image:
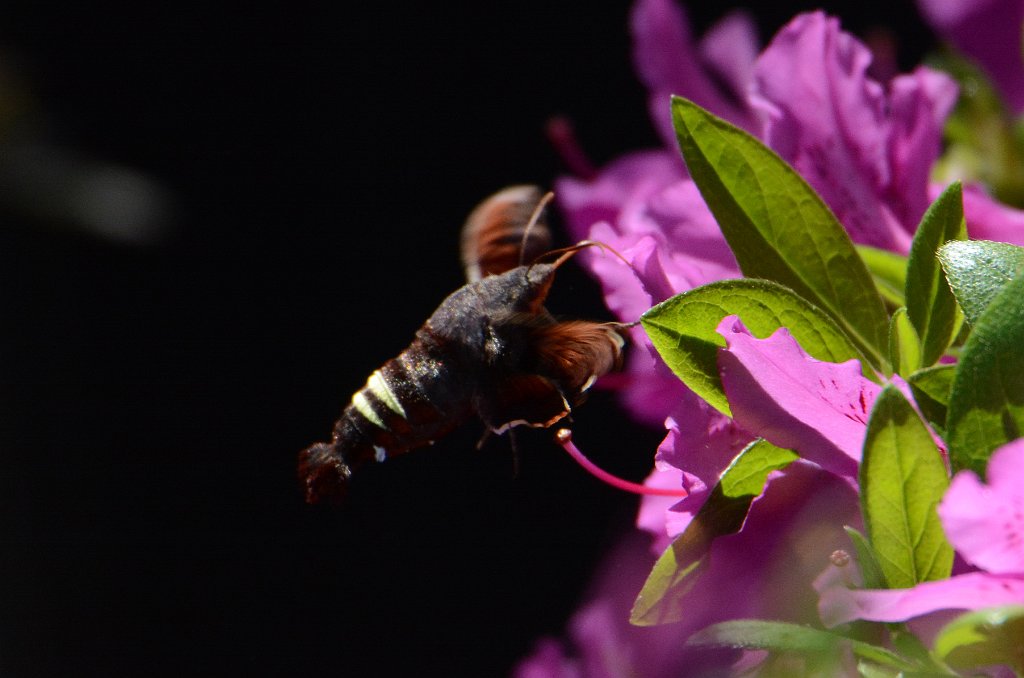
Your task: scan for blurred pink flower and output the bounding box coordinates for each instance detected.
[917,0,1024,114]
[818,440,1024,627]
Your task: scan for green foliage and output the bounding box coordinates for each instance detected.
[633,97,1024,674]
[888,307,922,377]
[946,273,1024,473]
[856,245,908,309]
[934,606,1024,673]
[688,620,917,674]
[907,365,956,433]
[904,183,966,366]
[859,385,952,588]
[641,279,875,416]
[937,239,1024,325]
[671,96,890,370]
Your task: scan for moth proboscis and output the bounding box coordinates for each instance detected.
[298,185,626,504]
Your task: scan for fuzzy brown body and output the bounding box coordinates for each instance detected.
[299,187,624,504]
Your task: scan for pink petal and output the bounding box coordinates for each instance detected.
[630,0,756,148]
[636,390,752,549]
[952,182,1024,246]
[698,11,758,105]
[513,639,581,678]
[697,462,861,623]
[750,12,915,253]
[716,316,876,478]
[938,440,1024,574]
[819,572,1024,626]
[918,0,1024,114]
[886,67,959,230]
[556,150,684,244]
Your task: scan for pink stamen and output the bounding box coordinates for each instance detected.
[556,429,688,497]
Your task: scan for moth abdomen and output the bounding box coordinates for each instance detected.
[298,335,474,504]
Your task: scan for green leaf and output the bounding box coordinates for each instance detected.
[889,307,922,377]
[857,245,908,308]
[937,239,1024,325]
[630,440,797,626]
[843,527,886,591]
[671,96,889,369]
[947,273,1024,474]
[933,605,1024,672]
[907,365,956,432]
[641,278,875,416]
[860,385,952,589]
[905,183,966,366]
[688,620,915,671]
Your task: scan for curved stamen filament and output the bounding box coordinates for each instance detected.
[555,429,688,497]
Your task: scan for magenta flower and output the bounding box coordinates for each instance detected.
[630,0,758,145]
[750,13,957,253]
[637,387,752,553]
[638,318,888,551]
[917,0,1024,114]
[818,440,1024,627]
[557,4,969,423]
[717,316,876,478]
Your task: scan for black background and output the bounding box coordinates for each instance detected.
[0,2,932,676]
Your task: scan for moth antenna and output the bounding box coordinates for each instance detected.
[529,239,633,276]
[518,191,556,267]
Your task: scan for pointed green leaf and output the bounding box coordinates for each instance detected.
[844,527,886,591]
[946,274,1024,474]
[688,620,915,671]
[641,278,876,415]
[905,183,966,366]
[889,307,922,377]
[671,96,889,368]
[907,364,956,432]
[933,605,1024,672]
[860,385,952,589]
[857,244,908,308]
[631,440,797,625]
[937,239,1024,325]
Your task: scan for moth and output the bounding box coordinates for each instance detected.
[298,185,626,504]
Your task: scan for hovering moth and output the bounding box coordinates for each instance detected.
[298,185,626,504]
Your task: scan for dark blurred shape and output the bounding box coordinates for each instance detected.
[0,56,174,244]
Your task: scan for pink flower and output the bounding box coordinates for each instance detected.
[630,0,758,145]
[638,318,883,553]
[818,440,1024,627]
[637,387,752,553]
[717,317,876,478]
[751,13,956,253]
[558,4,963,424]
[917,0,1024,114]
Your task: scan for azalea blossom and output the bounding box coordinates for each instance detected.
[638,318,882,555]
[557,1,971,425]
[917,0,1024,114]
[818,440,1024,627]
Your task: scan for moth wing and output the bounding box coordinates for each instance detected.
[528,321,627,399]
[460,185,552,282]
